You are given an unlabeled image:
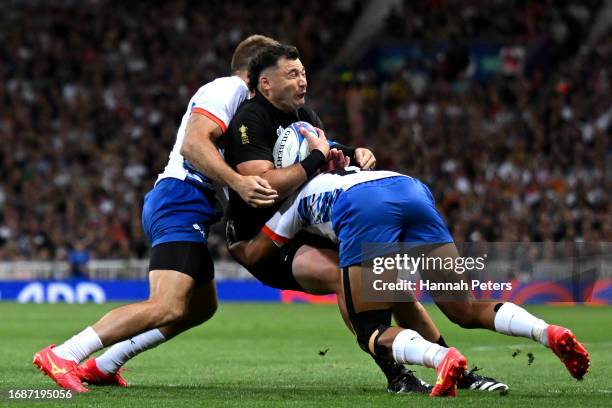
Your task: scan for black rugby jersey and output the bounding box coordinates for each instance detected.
[222,91,324,240]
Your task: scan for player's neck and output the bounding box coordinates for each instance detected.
[257,90,292,113]
[237,70,249,84]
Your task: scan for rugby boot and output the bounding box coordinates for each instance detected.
[33,345,89,393]
[547,325,590,380]
[430,347,467,397]
[458,366,509,392]
[79,358,128,387]
[375,357,432,394]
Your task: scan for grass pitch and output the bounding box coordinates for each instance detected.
[0,302,610,407]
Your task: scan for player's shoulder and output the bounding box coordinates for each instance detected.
[196,75,248,98]
[298,106,317,117]
[233,95,268,121]
[297,106,323,128]
[204,75,246,90]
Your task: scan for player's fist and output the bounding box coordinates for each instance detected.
[355,148,376,170]
[232,175,278,208]
[301,126,330,158]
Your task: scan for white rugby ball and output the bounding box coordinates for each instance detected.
[272,121,315,168]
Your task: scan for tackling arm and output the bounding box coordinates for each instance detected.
[181,114,278,207]
[237,160,307,200]
[228,232,279,268]
[236,126,330,201]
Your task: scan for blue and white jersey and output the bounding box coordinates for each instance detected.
[156,76,249,191]
[262,167,408,244]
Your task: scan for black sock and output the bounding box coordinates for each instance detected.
[436,335,449,348]
[372,356,405,381]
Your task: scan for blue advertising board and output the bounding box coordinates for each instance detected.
[1,279,611,304]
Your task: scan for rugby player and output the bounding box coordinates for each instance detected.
[33,35,280,392]
[223,43,508,394]
[228,164,591,397]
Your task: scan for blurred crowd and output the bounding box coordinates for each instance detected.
[0,0,361,261]
[385,0,599,45]
[0,0,609,263]
[330,5,611,243]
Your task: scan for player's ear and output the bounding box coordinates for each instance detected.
[259,74,271,93]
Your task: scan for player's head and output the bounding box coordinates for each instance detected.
[231,35,279,74]
[248,43,307,112]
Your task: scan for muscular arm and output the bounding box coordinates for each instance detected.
[181,113,239,186]
[180,114,277,207]
[236,160,307,200]
[228,232,279,267]
[235,126,330,201]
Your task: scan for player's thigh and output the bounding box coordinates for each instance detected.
[149,269,196,308]
[292,244,340,295]
[344,265,393,313]
[147,241,216,312]
[247,232,337,292]
[142,178,218,302]
[419,243,478,321]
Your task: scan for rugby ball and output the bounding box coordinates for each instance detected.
[272,121,315,168]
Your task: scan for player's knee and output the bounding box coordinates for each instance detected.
[190,301,218,326]
[149,299,189,325]
[292,247,341,294]
[313,264,342,294]
[167,305,189,324]
[352,309,392,358]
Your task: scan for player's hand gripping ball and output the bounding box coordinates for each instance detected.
[272,121,315,168]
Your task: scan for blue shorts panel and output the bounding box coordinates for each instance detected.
[142,178,220,247]
[331,176,453,267]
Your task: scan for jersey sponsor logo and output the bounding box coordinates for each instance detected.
[239,125,249,144]
[192,223,207,239]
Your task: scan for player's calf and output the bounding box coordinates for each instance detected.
[493,302,590,379]
[349,310,464,397]
[344,266,464,397]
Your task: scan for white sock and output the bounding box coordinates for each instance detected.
[494,302,549,346]
[53,326,103,363]
[391,329,449,368]
[95,329,166,375]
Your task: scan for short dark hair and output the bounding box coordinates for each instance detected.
[247,44,300,92]
[230,35,279,74]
